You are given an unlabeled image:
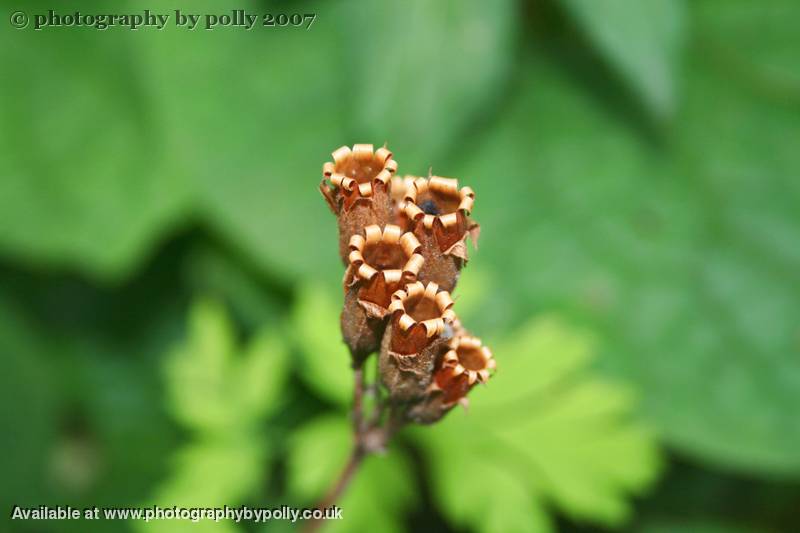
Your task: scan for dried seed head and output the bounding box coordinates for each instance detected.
[390,175,418,231]
[408,331,495,424]
[320,144,397,262]
[379,281,456,402]
[341,225,423,364]
[404,176,479,291]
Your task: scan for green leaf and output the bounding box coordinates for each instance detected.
[135,439,261,533]
[456,9,800,476]
[0,303,58,507]
[0,19,190,280]
[693,0,800,88]
[558,0,686,119]
[345,0,518,169]
[287,415,417,533]
[415,316,660,530]
[165,298,290,433]
[137,298,287,533]
[135,0,346,282]
[291,284,353,407]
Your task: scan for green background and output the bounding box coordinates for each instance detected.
[1,0,798,531]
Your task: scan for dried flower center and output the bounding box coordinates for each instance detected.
[416,190,460,217]
[363,242,406,271]
[337,156,383,184]
[457,346,487,371]
[405,297,441,323]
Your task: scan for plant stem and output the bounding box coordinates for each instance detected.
[352,365,364,434]
[306,446,364,531]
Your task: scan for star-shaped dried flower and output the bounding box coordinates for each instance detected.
[341,224,424,364]
[320,144,397,262]
[379,281,456,402]
[403,176,479,291]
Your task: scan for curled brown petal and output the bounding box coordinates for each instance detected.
[320,144,398,262]
[403,176,479,291]
[341,224,424,364]
[379,282,457,402]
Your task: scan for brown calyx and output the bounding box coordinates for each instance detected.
[403,177,479,291]
[319,144,397,262]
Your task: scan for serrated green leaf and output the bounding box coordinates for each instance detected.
[415,316,660,530]
[558,0,686,118]
[287,415,417,533]
[137,299,286,533]
[291,285,353,407]
[165,298,289,432]
[345,0,518,169]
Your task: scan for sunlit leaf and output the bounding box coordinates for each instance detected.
[415,316,660,530]
[287,415,417,533]
[164,299,289,433]
[291,285,353,407]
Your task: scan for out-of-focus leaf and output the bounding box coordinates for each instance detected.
[558,0,686,118]
[291,284,353,407]
[184,243,284,332]
[693,0,800,88]
[0,18,190,280]
[137,299,286,532]
[456,8,800,475]
[136,440,261,533]
[415,317,660,531]
[165,298,289,432]
[287,415,417,533]
[346,0,518,169]
[136,0,346,282]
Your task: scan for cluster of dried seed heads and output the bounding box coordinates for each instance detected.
[320,143,494,424]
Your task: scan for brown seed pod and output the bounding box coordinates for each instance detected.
[404,176,479,291]
[389,175,417,231]
[341,225,424,365]
[320,144,397,263]
[408,332,495,424]
[379,281,456,402]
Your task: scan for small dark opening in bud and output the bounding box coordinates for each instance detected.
[420,200,440,216]
[416,190,460,217]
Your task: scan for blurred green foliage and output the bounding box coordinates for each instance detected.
[1,0,799,531]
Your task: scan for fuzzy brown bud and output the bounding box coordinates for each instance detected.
[403,176,479,291]
[407,332,495,424]
[341,225,424,365]
[320,144,397,263]
[379,281,456,402]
